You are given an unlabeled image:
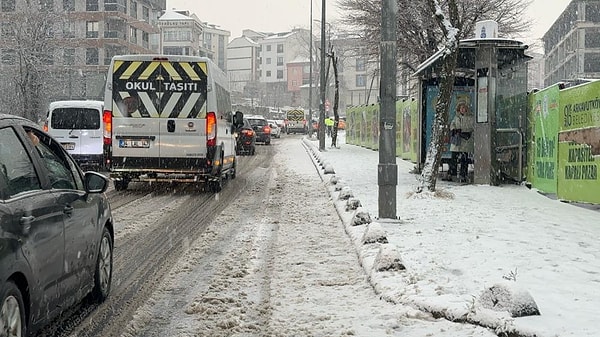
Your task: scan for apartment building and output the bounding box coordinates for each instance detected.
[158,10,229,72]
[327,33,380,108]
[0,0,165,115]
[227,33,262,95]
[200,23,229,71]
[159,10,202,56]
[542,0,600,87]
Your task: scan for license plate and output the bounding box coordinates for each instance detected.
[119,139,150,148]
[61,142,75,151]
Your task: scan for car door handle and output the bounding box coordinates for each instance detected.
[20,216,34,235]
[63,205,74,216]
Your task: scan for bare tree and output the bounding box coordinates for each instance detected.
[1,2,65,122]
[338,0,533,71]
[416,0,460,193]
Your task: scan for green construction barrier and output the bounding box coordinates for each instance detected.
[529,84,560,194]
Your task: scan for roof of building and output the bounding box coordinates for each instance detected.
[159,10,192,21]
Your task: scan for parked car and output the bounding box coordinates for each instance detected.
[246,115,271,144]
[268,119,281,138]
[235,118,256,155]
[0,114,114,337]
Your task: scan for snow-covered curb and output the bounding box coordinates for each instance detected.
[301,138,541,337]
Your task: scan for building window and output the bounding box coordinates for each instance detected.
[163,30,191,42]
[266,45,271,52]
[585,28,600,48]
[277,57,283,66]
[86,48,98,65]
[586,3,600,22]
[63,21,75,38]
[39,0,53,11]
[1,0,15,12]
[277,70,283,79]
[105,46,121,65]
[1,22,14,38]
[63,0,74,11]
[1,48,15,65]
[130,1,137,19]
[85,0,97,11]
[129,27,137,44]
[142,6,149,22]
[266,70,271,77]
[277,44,283,53]
[63,48,75,65]
[104,0,120,11]
[266,58,271,64]
[584,53,600,72]
[356,58,365,71]
[142,31,149,48]
[86,21,99,38]
[356,74,366,87]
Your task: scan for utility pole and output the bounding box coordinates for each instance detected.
[318,0,326,150]
[308,0,313,138]
[378,0,398,219]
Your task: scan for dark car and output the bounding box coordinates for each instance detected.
[0,114,114,337]
[235,118,256,155]
[245,115,271,145]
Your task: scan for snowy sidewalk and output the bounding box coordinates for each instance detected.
[303,134,600,337]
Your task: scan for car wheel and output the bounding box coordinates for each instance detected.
[209,176,223,193]
[1,281,26,337]
[230,160,237,180]
[91,227,113,302]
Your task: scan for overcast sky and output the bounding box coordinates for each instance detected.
[166,0,571,43]
[167,0,342,38]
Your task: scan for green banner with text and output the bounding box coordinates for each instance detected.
[531,85,560,194]
[557,81,600,203]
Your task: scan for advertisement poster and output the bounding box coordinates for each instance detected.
[425,86,475,160]
[557,81,600,203]
[395,100,404,157]
[531,85,560,194]
[394,99,418,162]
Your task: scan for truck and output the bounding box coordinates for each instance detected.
[102,55,243,192]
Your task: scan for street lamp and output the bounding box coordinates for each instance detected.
[318,0,326,150]
[308,0,314,137]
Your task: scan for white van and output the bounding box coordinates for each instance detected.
[103,55,243,192]
[45,100,106,171]
[285,109,307,134]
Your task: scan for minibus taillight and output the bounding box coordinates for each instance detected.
[206,111,217,147]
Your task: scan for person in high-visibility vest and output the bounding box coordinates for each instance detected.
[324,117,334,136]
